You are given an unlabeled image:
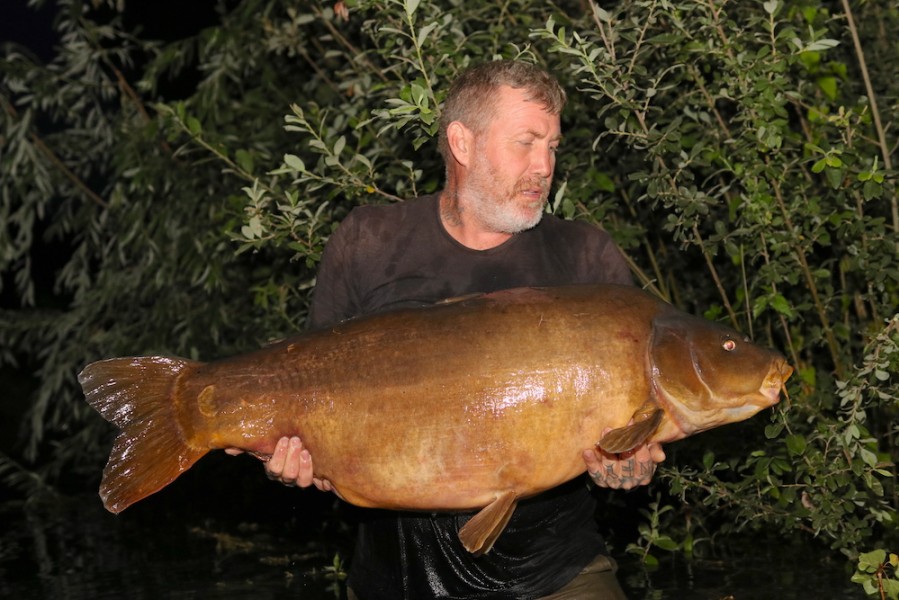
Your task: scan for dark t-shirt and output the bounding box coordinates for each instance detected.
[307,194,633,599]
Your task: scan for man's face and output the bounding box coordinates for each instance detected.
[461,86,562,234]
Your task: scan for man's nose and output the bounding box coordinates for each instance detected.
[532,146,554,176]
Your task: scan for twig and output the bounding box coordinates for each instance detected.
[840,0,898,244]
[1,96,109,209]
[769,173,843,376]
[692,222,739,328]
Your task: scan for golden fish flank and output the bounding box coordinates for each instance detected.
[79,283,792,555]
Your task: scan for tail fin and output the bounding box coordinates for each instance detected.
[79,356,208,513]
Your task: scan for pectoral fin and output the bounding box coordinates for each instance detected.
[457,490,517,556]
[597,400,664,454]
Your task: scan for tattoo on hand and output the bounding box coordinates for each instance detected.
[590,457,657,486]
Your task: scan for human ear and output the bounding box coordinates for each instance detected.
[446,121,473,167]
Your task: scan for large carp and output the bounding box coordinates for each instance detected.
[79,284,791,554]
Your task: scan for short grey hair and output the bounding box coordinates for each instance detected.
[437,60,567,163]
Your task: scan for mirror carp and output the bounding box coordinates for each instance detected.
[79,284,792,555]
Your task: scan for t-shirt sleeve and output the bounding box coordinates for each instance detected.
[592,234,634,286]
[560,218,634,286]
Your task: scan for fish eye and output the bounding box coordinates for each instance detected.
[722,339,737,352]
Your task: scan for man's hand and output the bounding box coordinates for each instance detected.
[225,436,333,492]
[584,429,666,490]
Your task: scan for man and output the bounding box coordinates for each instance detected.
[258,60,665,598]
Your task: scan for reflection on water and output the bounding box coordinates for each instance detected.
[0,455,867,599]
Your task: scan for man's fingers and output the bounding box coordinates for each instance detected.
[265,436,322,489]
[313,477,333,492]
[277,436,305,484]
[649,442,666,464]
[583,448,602,471]
[265,436,291,479]
[296,449,314,487]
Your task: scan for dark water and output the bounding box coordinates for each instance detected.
[0,457,867,599]
[619,545,865,600]
[0,496,350,599]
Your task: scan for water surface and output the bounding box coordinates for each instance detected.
[0,457,866,599]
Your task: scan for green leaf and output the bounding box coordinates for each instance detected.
[825,167,843,189]
[860,448,878,468]
[804,39,840,53]
[417,21,438,48]
[235,149,254,174]
[816,76,837,101]
[858,549,887,572]
[653,536,680,551]
[284,154,306,172]
[404,0,420,18]
[592,5,611,22]
[333,135,346,157]
[241,215,263,240]
[785,434,806,456]
[863,180,883,200]
[770,294,794,317]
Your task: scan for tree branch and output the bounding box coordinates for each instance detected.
[840,0,898,242]
[2,96,109,209]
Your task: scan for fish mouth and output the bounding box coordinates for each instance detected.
[758,359,793,408]
[718,360,791,425]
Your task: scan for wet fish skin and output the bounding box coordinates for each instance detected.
[79,283,792,554]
